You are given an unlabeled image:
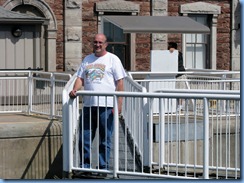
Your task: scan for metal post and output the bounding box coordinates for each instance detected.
[28,71,32,115]
[142,88,149,168]
[68,99,74,174]
[113,95,119,178]
[159,98,165,169]
[50,73,55,119]
[148,99,153,171]
[203,98,209,179]
[62,90,69,176]
[221,74,227,91]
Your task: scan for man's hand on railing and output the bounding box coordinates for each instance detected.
[69,89,77,99]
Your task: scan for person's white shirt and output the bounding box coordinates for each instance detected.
[77,52,127,107]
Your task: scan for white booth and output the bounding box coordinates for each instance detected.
[147,50,178,113]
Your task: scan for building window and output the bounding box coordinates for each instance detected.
[185,15,210,69]
[95,0,139,71]
[180,2,221,70]
[103,20,130,70]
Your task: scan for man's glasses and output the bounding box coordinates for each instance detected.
[93,41,106,45]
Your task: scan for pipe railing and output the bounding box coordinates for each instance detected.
[0,70,71,118]
[62,89,240,179]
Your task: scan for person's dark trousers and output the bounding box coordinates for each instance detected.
[79,106,114,170]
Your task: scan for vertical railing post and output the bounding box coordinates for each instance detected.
[62,74,78,178]
[203,97,209,179]
[159,98,165,169]
[28,71,32,115]
[62,89,73,178]
[74,96,80,167]
[113,95,119,178]
[148,99,153,171]
[221,74,227,113]
[62,90,69,176]
[142,88,149,169]
[50,73,55,119]
[221,74,227,91]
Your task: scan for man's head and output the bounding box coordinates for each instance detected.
[93,33,108,57]
[168,42,178,53]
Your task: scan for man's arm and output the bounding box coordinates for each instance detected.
[116,78,124,114]
[69,77,83,98]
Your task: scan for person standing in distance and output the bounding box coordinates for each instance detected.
[168,42,185,77]
[168,42,186,111]
[69,33,127,172]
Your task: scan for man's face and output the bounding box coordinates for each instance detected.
[93,35,107,56]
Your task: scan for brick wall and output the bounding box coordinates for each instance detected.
[48,0,64,71]
[82,0,151,71]
[134,0,151,71]
[216,1,231,70]
[82,0,231,71]
[82,0,98,59]
[168,0,231,70]
[0,0,232,71]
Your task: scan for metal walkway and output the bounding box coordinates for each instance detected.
[73,118,143,179]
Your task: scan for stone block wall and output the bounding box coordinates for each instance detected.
[0,119,63,179]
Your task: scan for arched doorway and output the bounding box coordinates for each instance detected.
[3,0,57,71]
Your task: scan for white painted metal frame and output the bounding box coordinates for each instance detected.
[0,70,71,118]
[62,87,240,179]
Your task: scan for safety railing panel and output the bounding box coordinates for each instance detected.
[148,95,240,179]
[0,71,30,113]
[123,76,147,158]
[0,70,71,118]
[30,71,71,118]
[0,74,29,113]
[128,71,240,91]
[62,89,240,179]
[127,71,240,117]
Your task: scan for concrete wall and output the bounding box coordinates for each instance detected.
[0,116,63,179]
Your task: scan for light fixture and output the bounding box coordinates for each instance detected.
[12,27,22,37]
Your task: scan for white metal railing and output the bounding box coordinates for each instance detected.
[0,70,71,118]
[128,71,240,91]
[62,74,79,178]
[62,74,240,179]
[123,75,147,160]
[127,71,240,116]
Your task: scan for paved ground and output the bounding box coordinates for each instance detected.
[0,113,57,138]
[0,113,63,179]
[0,113,51,123]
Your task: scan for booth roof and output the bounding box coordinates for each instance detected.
[103,16,210,34]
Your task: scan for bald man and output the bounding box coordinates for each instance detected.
[70,34,127,175]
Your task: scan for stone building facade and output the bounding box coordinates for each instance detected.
[0,0,240,72]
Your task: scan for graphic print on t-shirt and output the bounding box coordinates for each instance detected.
[85,63,105,83]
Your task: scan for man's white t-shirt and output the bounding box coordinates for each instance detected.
[77,52,127,107]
